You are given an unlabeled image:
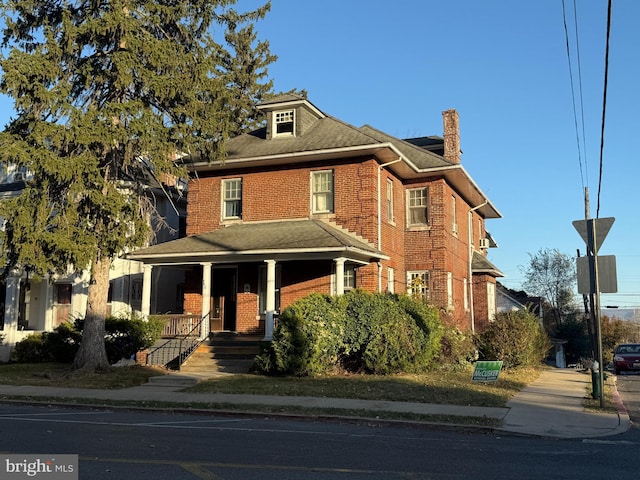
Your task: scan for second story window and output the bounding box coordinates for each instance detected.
[387,178,394,223]
[222,178,242,220]
[452,195,458,234]
[274,109,295,136]
[407,187,429,226]
[312,170,334,214]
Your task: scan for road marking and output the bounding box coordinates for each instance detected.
[582,439,637,445]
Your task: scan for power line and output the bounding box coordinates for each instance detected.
[571,0,589,189]
[596,0,613,218]
[561,0,586,192]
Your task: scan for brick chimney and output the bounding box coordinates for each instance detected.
[442,109,461,164]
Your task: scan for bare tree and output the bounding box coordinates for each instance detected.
[522,248,577,329]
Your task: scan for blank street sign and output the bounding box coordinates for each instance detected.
[576,255,617,294]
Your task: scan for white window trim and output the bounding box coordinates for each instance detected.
[331,263,356,294]
[452,195,458,235]
[387,178,395,223]
[407,271,430,302]
[406,187,429,227]
[273,109,295,137]
[221,178,242,221]
[311,170,334,214]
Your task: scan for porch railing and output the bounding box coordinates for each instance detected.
[146,314,206,369]
[158,314,201,338]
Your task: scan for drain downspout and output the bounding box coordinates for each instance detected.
[377,158,402,292]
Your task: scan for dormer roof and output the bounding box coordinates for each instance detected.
[187,96,501,219]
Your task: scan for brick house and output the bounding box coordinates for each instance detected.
[128,94,503,339]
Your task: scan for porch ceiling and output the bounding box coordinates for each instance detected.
[126,219,389,266]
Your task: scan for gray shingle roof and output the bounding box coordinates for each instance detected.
[128,219,387,264]
[225,116,383,160]
[472,251,504,277]
[358,125,453,169]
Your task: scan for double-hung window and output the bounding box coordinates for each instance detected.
[407,271,430,303]
[407,187,429,226]
[274,110,295,136]
[222,178,242,220]
[387,179,394,223]
[312,170,334,214]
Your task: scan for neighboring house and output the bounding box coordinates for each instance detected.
[496,282,543,318]
[128,94,503,340]
[0,165,187,361]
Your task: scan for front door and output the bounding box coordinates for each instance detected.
[210,267,237,333]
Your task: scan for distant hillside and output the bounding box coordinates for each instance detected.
[602,308,640,322]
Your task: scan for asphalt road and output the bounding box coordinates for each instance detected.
[0,403,638,479]
[616,372,640,425]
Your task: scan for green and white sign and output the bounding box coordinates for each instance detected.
[472,361,503,382]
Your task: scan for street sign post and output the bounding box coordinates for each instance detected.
[573,216,615,409]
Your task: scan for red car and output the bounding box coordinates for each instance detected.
[612,343,640,375]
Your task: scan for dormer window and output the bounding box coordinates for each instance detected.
[274,109,295,137]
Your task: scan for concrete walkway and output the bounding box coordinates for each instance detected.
[0,368,631,439]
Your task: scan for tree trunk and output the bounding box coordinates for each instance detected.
[73,255,111,371]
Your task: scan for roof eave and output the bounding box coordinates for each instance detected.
[127,246,389,266]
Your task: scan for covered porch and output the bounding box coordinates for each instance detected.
[127,219,388,341]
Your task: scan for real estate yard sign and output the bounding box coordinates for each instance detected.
[472,361,503,382]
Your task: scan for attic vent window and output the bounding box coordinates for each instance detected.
[274,110,295,136]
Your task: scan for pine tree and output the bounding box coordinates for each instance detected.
[0,0,275,371]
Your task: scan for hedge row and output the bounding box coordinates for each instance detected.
[253,290,443,376]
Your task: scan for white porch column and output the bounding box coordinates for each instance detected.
[201,262,212,339]
[141,265,153,318]
[264,259,276,341]
[334,257,346,295]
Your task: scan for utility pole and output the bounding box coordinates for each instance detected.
[574,187,617,408]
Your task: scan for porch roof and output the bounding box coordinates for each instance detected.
[471,251,504,278]
[126,219,389,265]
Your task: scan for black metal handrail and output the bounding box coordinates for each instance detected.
[146,314,207,369]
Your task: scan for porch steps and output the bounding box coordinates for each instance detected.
[179,334,263,376]
[145,337,201,368]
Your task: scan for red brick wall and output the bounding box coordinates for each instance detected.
[473,274,494,333]
[183,156,493,335]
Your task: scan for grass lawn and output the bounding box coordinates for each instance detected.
[0,363,165,389]
[184,368,542,408]
[0,362,541,408]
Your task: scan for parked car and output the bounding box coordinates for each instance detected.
[612,343,640,375]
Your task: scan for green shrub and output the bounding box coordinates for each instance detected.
[103,315,165,363]
[254,290,443,376]
[437,326,478,371]
[256,293,344,376]
[13,315,164,364]
[44,322,82,362]
[476,309,551,369]
[13,333,48,363]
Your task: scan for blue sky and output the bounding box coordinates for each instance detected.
[1,1,638,309]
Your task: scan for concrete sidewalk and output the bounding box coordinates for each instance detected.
[500,368,630,438]
[0,368,631,439]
